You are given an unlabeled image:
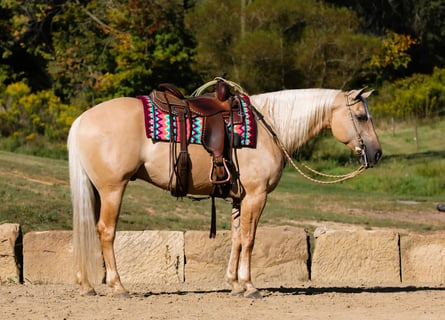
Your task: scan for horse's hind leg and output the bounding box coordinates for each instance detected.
[96,185,130,298]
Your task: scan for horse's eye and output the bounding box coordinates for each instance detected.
[356,114,368,121]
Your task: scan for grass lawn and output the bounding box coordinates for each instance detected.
[0,118,444,234]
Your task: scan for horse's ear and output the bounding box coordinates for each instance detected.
[348,87,367,100]
[361,89,374,99]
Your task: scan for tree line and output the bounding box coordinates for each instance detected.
[0,0,444,157]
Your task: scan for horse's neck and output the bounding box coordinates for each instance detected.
[251,89,340,153]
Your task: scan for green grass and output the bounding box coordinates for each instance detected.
[0,150,234,233]
[0,118,444,234]
[0,152,72,232]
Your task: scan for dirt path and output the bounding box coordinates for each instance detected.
[1,282,444,320]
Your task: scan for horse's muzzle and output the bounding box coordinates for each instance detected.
[359,147,382,168]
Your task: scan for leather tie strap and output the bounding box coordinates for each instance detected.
[165,92,190,197]
[210,196,217,238]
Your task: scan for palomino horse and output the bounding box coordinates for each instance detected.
[68,86,381,298]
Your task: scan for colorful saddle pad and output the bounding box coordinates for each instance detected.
[138,94,257,148]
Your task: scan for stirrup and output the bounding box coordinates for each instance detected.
[209,159,231,185]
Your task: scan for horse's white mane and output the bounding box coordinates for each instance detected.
[250,89,340,152]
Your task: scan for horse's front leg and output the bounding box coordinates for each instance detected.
[227,194,266,299]
[96,186,130,298]
[226,200,244,296]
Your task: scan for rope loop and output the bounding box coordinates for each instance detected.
[274,137,365,184]
[190,77,248,97]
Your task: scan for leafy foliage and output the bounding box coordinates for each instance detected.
[0,81,82,141]
[369,31,418,83]
[48,0,197,108]
[370,32,418,70]
[372,68,445,119]
[325,0,445,73]
[186,0,381,91]
[0,0,54,90]
[0,0,443,156]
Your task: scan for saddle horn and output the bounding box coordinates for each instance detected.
[215,79,231,101]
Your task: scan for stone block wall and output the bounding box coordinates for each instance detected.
[0,223,22,284]
[115,230,184,285]
[311,227,400,285]
[184,226,309,288]
[401,233,445,284]
[2,223,445,287]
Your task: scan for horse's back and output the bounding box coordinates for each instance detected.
[82,97,143,125]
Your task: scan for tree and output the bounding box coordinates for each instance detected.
[291,4,381,89]
[185,0,381,92]
[0,0,198,152]
[49,0,198,108]
[369,31,418,84]
[410,0,445,72]
[325,0,445,74]
[0,0,58,91]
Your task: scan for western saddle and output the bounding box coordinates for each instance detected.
[149,79,244,200]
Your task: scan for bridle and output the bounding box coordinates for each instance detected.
[345,92,371,168]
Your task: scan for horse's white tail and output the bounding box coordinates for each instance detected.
[68,117,104,285]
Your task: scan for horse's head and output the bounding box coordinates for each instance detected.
[330,88,382,168]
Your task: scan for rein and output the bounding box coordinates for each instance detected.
[251,101,366,185]
[275,137,366,184]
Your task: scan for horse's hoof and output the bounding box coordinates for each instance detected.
[113,291,131,299]
[81,289,97,297]
[244,289,262,299]
[231,288,245,297]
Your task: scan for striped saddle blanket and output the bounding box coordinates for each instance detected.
[138,94,257,148]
